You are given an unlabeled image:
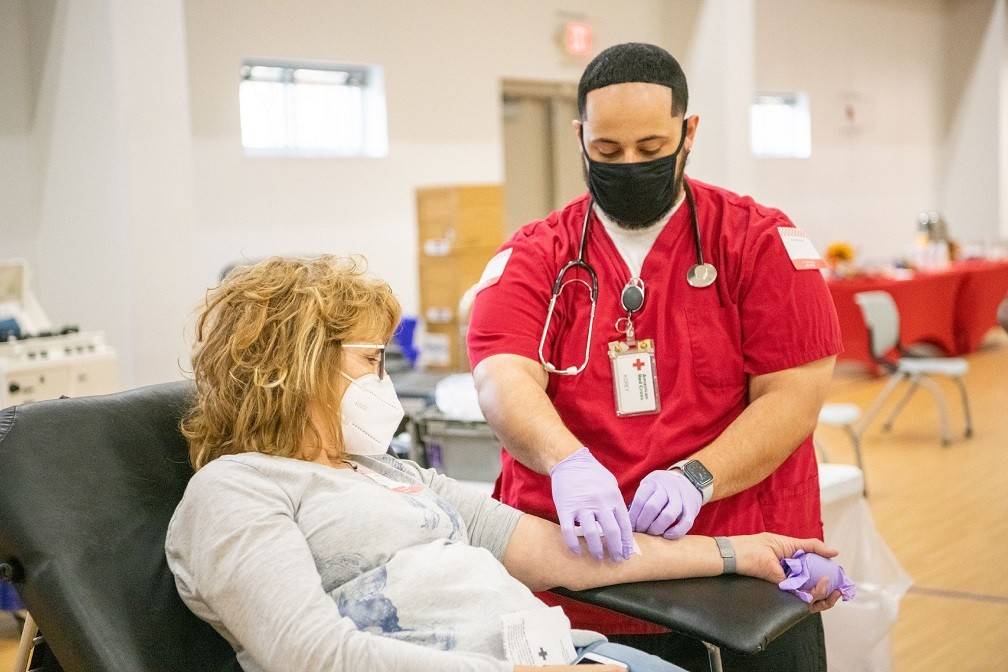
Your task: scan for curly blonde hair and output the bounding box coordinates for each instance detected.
[182,256,401,470]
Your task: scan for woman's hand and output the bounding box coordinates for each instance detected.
[732,532,843,612]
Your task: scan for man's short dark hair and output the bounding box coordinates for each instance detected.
[577,42,688,119]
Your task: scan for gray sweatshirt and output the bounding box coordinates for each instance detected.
[165,452,566,672]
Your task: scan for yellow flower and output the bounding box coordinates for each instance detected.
[826,241,855,264]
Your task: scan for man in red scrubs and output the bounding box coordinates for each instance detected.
[468,43,843,670]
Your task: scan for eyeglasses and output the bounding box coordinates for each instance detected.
[341,343,387,380]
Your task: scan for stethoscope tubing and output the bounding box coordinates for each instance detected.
[538,182,711,376]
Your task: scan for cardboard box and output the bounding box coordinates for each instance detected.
[417,185,505,251]
[416,185,505,371]
[418,247,499,321]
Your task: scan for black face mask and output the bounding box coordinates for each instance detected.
[581,120,687,229]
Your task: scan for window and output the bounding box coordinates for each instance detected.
[239,60,388,157]
[750,92,811,158]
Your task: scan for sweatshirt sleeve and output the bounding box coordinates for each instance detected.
[394,458,522,561]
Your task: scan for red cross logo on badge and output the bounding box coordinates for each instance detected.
[633,358,645,371]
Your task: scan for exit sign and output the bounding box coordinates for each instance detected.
[564,21,592,57]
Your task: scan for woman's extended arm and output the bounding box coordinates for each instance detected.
[501,513,840,610]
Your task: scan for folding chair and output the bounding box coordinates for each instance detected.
[815,403,867,495]
[854,290,973,446]
[1,383,813,672]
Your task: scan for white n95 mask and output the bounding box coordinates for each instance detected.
[339,372,405,456]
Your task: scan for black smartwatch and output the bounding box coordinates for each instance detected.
[670,458,714,504]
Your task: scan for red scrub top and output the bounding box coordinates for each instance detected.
[467,178,843,633]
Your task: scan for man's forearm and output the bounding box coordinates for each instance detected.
[473,355,582,473]
[691,390,815,500]
[690,356,835,501]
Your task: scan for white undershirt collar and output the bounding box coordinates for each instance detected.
[593,193,686,278]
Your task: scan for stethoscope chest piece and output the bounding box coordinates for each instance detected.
[686,263,717,288]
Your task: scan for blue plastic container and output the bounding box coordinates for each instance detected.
[394,317,419,367]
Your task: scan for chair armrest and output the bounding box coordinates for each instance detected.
[552,574,810,654]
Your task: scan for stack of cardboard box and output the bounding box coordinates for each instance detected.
[416,184,504,371]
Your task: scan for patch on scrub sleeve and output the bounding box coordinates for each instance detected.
[777,227,827,270]
[475,248,513,292]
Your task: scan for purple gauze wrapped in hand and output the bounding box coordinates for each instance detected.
[778,550,857,603]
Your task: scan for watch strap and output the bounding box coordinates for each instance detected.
[713,536,736,574]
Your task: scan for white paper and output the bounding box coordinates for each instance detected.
[418,332,451,368]
[424,306,453,324]
[423,238,453,257]
[501,606,576,666]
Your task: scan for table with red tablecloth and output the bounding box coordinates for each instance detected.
[827,260,1008,371]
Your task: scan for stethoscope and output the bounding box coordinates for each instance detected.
[537,181,717,376]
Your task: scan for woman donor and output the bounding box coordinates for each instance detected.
[165,256,840,672]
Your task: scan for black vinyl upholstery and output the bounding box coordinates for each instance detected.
[0,382,238,672]
[0,381,808,671]
[554,574,809,654]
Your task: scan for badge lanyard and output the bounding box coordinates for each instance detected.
[608,278,661,417]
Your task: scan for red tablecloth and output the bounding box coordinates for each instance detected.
[828,260,1008,371]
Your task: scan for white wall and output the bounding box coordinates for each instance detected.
[30,0,198,387]
[184,0,700,316]
[684,0,756,195]
[942,0,1005,248]
[108,0,201,385]
[753,0,947,260]
[0,0,37,267]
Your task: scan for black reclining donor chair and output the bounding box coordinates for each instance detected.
[0,382,811,672]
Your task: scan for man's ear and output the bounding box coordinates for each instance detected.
[684,114,700,152]
[572,119,587,155]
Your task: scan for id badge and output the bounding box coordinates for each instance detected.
[608,338,660,417]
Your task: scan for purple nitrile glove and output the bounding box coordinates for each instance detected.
[549,447,634,562]
[778,550,857,603]
[628,470,703,540]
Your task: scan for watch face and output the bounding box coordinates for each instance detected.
[684,460,714,487]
